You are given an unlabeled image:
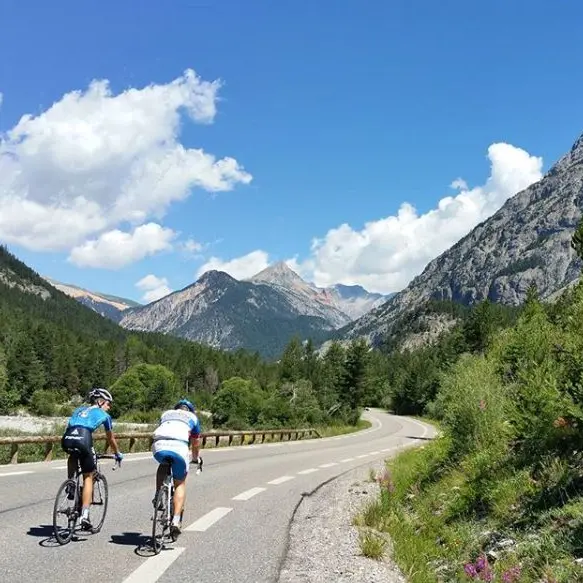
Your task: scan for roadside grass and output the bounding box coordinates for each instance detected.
[353,433,583,583]
[315,419,372,438]
[359,529,388,560]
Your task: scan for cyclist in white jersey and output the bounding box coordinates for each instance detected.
[152,398,202,538]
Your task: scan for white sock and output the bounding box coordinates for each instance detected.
[172,514,181,526]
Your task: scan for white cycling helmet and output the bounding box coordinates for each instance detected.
[89,387,113,404]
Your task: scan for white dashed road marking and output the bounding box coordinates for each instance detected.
[122,546,185,583]
[0,471,33,477]
[268,475,294,485]
[232,487,266,501]
[298,468,318,475]
[340,457,355,462]
[185,507,233,532]
[318,462,338,468]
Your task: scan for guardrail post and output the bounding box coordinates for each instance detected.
[10,443,18,464]
[129,437,136,453]
[215,435,220,447]
[261,433,266,443]
[250,433,256,444]
[44,442,53,462]
[202,436,207,448]
[228,435,233,446]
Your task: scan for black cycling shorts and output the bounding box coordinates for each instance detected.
[61,426,97,474]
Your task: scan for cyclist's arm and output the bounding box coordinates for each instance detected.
[190,418,201,461]
[103,415,122,456]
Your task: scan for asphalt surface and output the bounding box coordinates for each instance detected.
[0,409,436,583]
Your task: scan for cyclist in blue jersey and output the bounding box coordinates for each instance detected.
[152,398,202,539]
[61,387,123,529]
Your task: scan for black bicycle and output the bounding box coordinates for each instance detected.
[52,453,121,545]
[151,457,203,554]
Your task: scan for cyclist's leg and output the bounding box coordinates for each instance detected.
[172,476,187,521]
[77,438,97,526]
[167,451,188,530]
[61,430,79,480]
[66,453,77,480]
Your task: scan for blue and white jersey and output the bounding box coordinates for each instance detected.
[153,409,201,444]
[67,405,113,433]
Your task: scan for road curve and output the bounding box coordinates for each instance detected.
[0,409,435,583]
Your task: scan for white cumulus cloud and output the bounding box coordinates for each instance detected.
[0,69,252,260]
[136,274,173,303]
[203,142,543,294]
[196,250,270,280]
[180,238,203,255]
[297,142,543,293]
[68,223,175,269]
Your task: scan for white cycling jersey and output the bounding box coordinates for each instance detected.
[153,409,201,444]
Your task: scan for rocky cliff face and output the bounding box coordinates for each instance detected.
[43,277,139,322]
[339,132,583,346]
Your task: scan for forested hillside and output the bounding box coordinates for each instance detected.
[0,245,383,429]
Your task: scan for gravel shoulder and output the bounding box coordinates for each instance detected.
[278,459,407,583]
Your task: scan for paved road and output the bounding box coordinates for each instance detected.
[0,409,435,583]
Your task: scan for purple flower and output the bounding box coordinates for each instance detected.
[464,563,478,578]
[476,555,487,572]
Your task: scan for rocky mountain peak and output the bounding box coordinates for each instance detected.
[248,261,304,287]
[197,269,238,287]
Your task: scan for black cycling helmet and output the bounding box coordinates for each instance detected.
[174,398,195,413]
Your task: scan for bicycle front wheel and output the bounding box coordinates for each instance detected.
[90,471,109,533]
[52,479,78,545]
[151,487,169,554]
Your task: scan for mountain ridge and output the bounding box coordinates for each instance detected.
[337,130,583,347]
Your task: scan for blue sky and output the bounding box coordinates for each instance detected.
[0,0,582,302]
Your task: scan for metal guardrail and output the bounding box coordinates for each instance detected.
[0,428,322,464]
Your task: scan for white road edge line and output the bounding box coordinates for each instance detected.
[122,546,185,583]
[298,468,318,475]
[0,471,34,477]
[268,475,294,485]
[185,507,233,532]
[232,487,266,501]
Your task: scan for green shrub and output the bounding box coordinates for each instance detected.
[434,354,513,459]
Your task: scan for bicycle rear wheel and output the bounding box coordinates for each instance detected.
[89,471,109,533]
[52,478,79,545]
[151,486,169,554]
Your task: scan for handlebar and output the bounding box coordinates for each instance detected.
[96,453,123,470]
